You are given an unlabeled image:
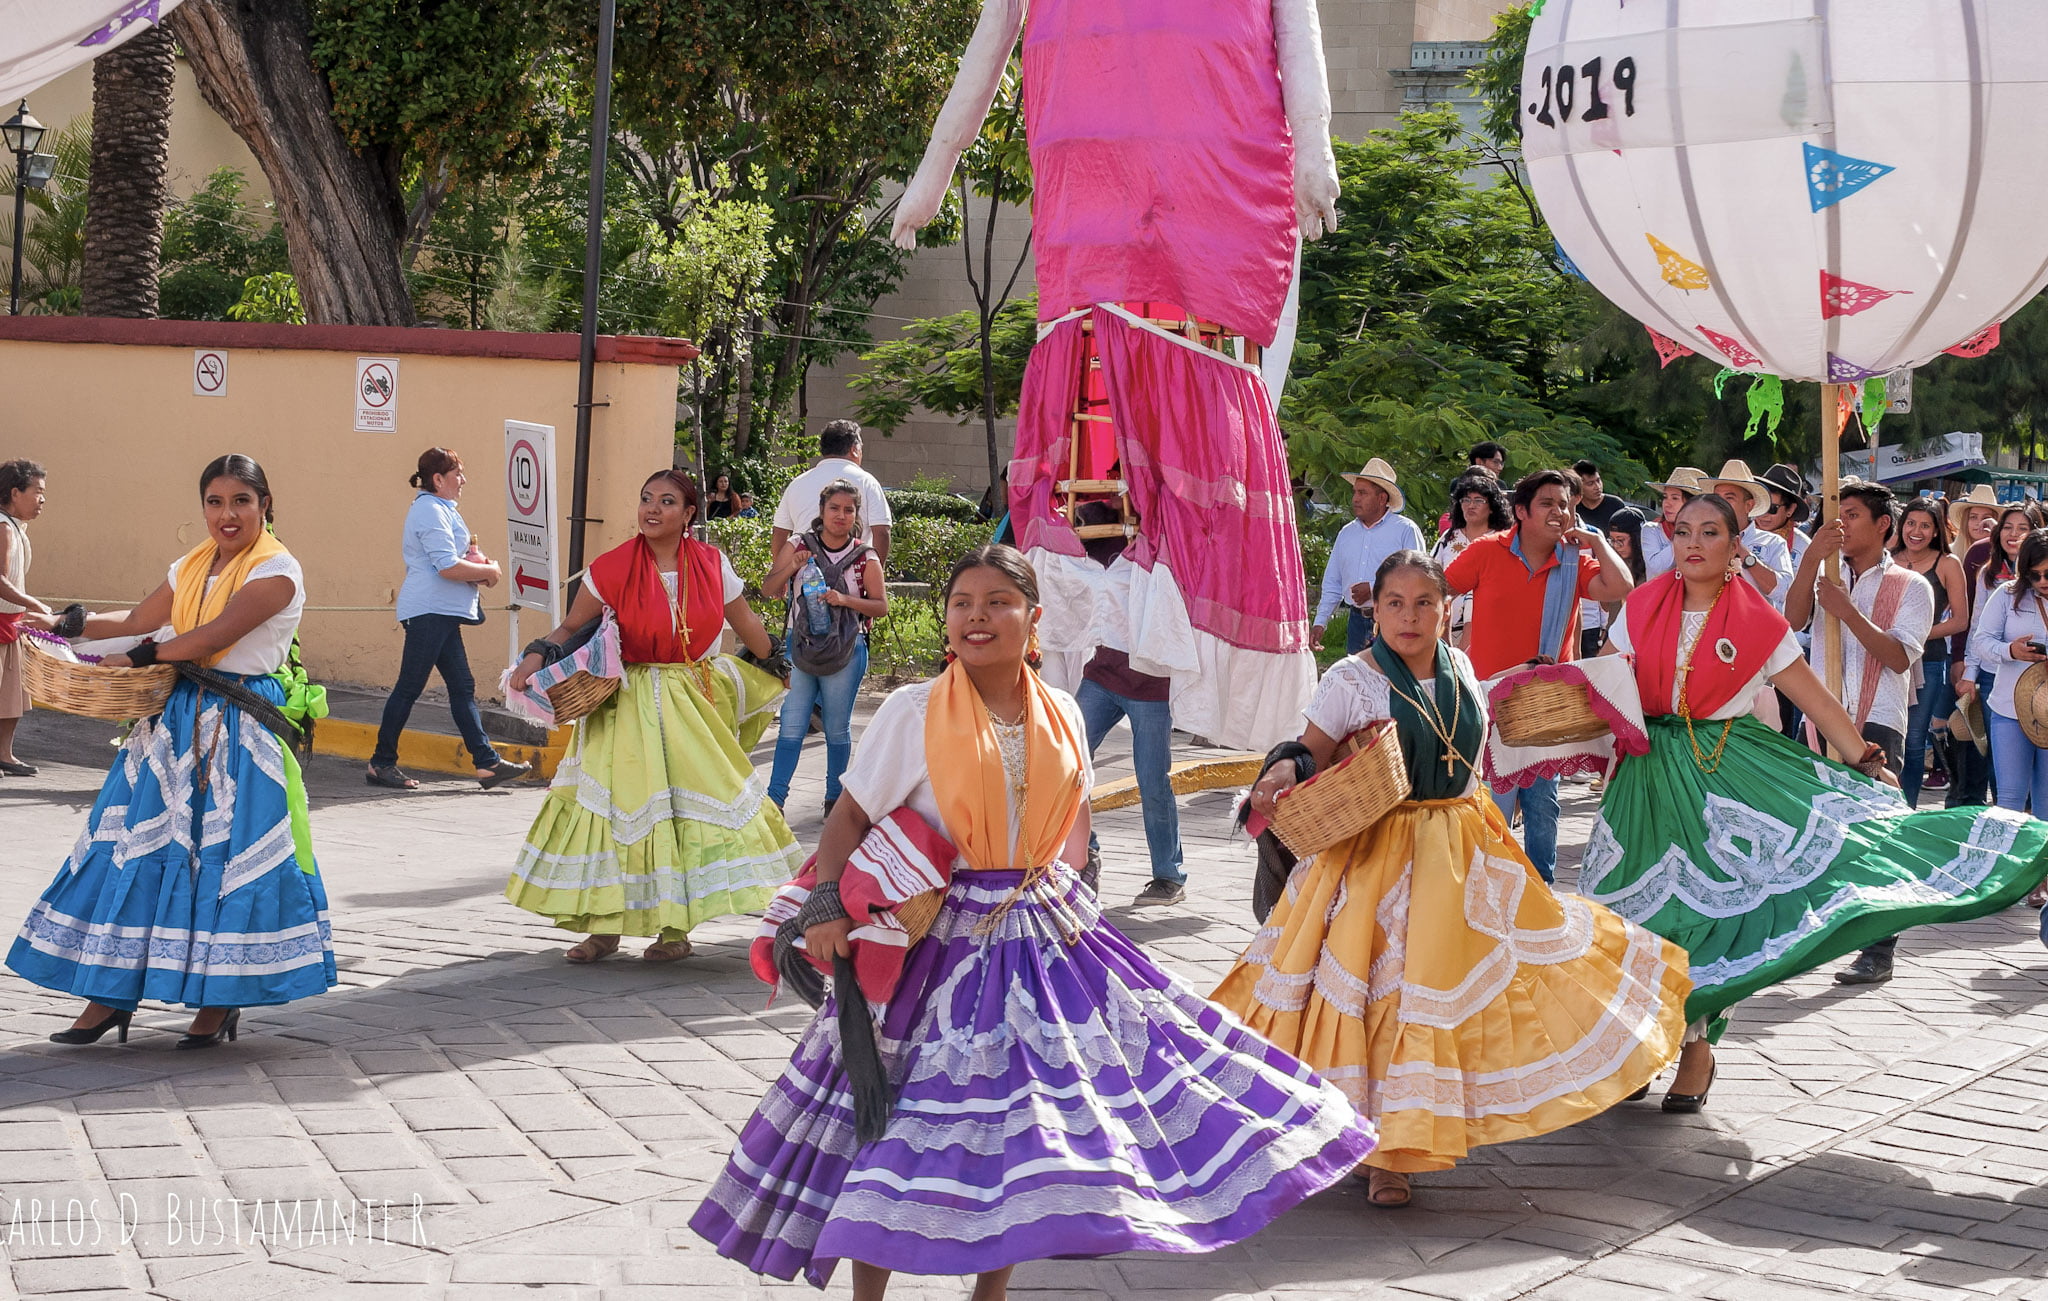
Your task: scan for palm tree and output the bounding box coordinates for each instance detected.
[81,22,176,317]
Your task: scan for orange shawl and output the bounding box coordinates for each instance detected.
[924,659,1085,872]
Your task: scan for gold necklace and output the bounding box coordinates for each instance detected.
[1676,583,1736,774]
[666,559,714,695]
[983,697,1029,803]
[1384,666,1469,778]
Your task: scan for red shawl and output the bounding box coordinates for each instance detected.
[1627,571,1790,716]
[588,535,725,664]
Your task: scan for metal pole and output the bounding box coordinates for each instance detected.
[567,0,617,587]
[1820,383,1845,760]
[9,166,24,316]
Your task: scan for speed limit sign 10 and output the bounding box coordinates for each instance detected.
[503,420,559,618]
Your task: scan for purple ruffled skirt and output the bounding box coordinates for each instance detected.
[690,864,1377,1287]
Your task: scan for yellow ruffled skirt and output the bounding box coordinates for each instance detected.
[1212,794,1690,1173]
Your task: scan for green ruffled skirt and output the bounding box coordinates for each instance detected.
[1585,716,2047,1028]
[507,658,801,939]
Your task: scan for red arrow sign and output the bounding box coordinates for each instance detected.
[514,566,548,595]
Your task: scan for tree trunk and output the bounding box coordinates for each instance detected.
[732,321,757,457]
[80,24,176,318]
[167,0,415,326]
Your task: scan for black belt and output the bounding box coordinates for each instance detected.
[174,663,313,757]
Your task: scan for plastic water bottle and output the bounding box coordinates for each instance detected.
[799,559,831,635]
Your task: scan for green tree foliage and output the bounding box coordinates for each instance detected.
[158,167,293,321]
[226,271,307,324]
[312,0,551,185]
[1284,109,1647,520]
[528,0,980,450]
[848,294,1038,435]
[0,120,92,314]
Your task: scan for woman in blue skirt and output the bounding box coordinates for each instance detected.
[7,454,335,1048]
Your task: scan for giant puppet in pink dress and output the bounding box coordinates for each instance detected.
[892,0,1339,749]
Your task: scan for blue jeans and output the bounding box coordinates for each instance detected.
[1078,679,1185,884]
[1492,775,1558,883]
[1345,610,1376,655]
[1901,653,1954,808]
[1987,708,2048,816]
[767,637,868,807]
[375,613,500,769]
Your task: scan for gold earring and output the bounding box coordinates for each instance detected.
[1026,628,1042,660]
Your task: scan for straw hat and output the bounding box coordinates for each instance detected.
[1948,692,1990,756]
[1340,458,1405,512]
[1948,485,2001,544]
[1703,460,1773,518]
[1645,466,1708,496]
[1757,464,1811,523]
[2016,661,2048,748]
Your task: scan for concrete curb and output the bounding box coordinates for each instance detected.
[315,716,571,779]
[1090,753,1262,812]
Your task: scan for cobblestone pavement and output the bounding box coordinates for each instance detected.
[2,708,2046,1299]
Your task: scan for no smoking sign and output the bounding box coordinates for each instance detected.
[192,349,228,397]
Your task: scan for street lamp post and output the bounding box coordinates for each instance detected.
[3,101,57,317]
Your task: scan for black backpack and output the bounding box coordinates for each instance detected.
[786,530,871,676]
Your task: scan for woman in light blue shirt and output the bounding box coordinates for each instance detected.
[370,448,530,790]
[1967,528,2048,816]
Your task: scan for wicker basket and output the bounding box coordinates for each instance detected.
[1269,720,1410,858]
[1492,671,1610,748]
[21,637,176,721]
[893,888,944,946]
[546,671,619,724]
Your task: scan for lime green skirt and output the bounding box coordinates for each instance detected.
[1586,716,2048,1028]
[507,658,801,938]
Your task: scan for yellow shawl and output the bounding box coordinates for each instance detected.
[924,658,1085,873]
[169,529,290,667]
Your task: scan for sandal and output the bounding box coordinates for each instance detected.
[2026,881,2048,909]
[0,759,37,777]
[564,935,620,964]
[642,938,693,962]
[478,759,533,790]
[365,765,418,790]
[1365,1169,1412,1208]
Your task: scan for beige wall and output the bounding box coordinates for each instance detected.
[29,56,270,202]
[1,332,678,692]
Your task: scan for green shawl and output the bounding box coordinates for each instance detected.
[1369,639,1484,800]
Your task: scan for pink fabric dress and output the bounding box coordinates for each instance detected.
[1023,0,1298,346]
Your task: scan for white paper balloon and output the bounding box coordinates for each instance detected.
[1521,1,2048,384]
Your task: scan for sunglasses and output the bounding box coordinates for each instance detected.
[2029,569,2048,583]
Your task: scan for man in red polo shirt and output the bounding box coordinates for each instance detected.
[1445,467,1635,881]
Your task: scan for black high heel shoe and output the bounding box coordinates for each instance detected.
[175,1008,240,1050]
[1662,1060,1716,1114]
[49,1008,131,1045]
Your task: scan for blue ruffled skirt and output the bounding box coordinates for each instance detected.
[6,674,335,1010]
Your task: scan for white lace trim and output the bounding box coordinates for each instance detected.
[1242,842,1597,1029]
[509,843,798,903]
[1581,759,1906,919]
[67,705,299,899]
[551,755,779,842]
[1327,925,1678,1120]
[828,1086,1357,1243]
[1686,808,2026,987]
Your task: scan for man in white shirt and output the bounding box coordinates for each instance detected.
[1785,478,1935,987]
[1311,458,1426,654]
[773,420,893,565]
[1704,460,1794,611]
